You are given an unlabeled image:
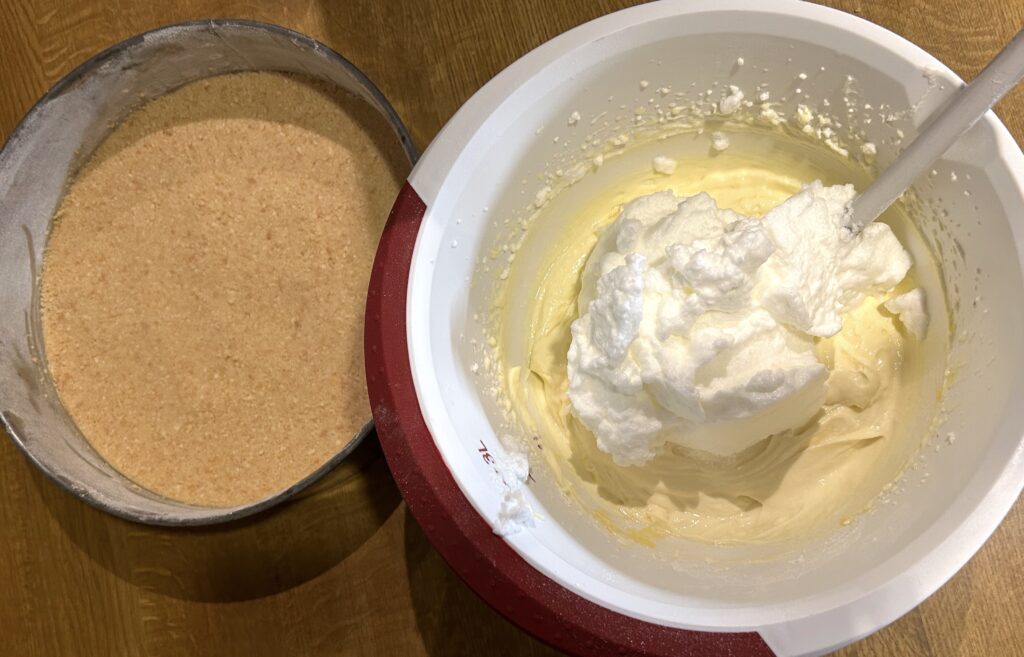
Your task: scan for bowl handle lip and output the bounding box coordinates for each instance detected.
[363,180,777,657]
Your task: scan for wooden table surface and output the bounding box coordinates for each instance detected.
[2,1,1022,655]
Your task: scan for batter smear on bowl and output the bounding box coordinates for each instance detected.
[41,72,406,507]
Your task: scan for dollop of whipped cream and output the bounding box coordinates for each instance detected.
[567,182,916,464]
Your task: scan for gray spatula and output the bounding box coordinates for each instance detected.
[848,27,1024,232]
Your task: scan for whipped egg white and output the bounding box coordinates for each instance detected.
[567,182,918,463]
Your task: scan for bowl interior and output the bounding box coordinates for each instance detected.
[0,21,414,524]
[405,7,1024,630]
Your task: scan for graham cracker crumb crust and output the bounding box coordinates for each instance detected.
[40,72,408,507]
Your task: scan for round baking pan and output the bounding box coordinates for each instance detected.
[0,19,416,525]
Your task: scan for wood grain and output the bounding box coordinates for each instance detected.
[1,1,1022,655]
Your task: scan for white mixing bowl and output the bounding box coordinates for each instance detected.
[365,1,1024,655]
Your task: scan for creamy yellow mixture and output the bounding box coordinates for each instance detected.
[499,147,945,546]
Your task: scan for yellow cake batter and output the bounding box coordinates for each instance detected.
[498,146,946,546]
